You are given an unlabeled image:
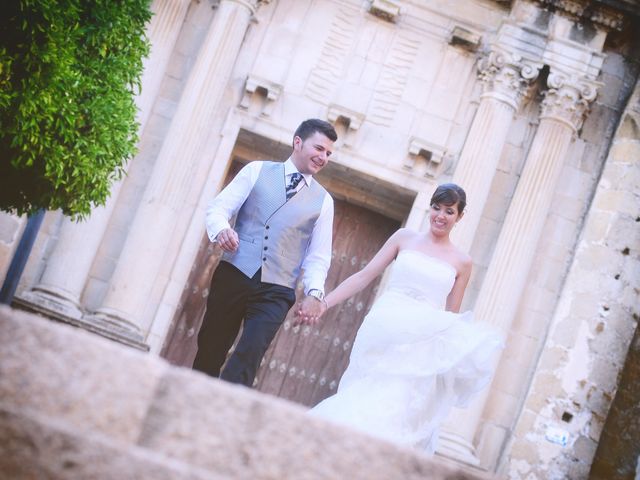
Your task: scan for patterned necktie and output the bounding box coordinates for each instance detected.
[286,172,304,201]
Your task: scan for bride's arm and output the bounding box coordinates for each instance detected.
[445,257,472,313]
[324,229,408,310]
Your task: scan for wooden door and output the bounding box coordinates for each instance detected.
[254,201,398,406]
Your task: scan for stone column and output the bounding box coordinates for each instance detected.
[17,0,190,329]
[136,0,193,132]
[438,72,598,464]
[474,72,597,330]
[89,0,261,343]
[450,51,539,253]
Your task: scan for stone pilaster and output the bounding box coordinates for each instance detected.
[450,50,540,253]
[88,0,262,343]
[15,0,190,349]
[439,72,598,466]
[137,0,193,132]
[474,72,597,330]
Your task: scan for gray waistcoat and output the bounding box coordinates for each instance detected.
[222,161,328,288]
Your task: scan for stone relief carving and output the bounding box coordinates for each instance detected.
[368,33,420,126]
[588,6,624,31]
[540,0,586,17]
[327,105,365,131]
[534,0,624,30]
[406,138,449,178]
[327,104,365,147]
[449,26,482,51]
[368,0,401,22]
[305,3,361,103]
[239,74,283,117]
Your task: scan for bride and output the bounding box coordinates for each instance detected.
[306,183,504,453]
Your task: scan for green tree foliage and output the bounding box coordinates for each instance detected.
[0,0,151,218]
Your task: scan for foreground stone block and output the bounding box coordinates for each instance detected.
[0,306,495,479]
[0,403,217,480]
[138,369,486,480]
[0,306,167,443]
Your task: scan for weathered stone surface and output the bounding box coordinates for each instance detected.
[0,306,167,443]
[0,306,494,480]
[0,403,216,480]
[590,324,640,480]
[139,368,493,480]
[0,212,24,285]
[507,74,640,479]
[0,213,21,244]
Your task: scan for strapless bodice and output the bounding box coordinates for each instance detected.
[384,250,456,309]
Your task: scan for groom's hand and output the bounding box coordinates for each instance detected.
[216,228,239,252]
[294,296,324,326]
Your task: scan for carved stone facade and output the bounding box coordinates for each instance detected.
[1,0,638,478]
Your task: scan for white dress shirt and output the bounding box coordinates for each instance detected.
[206,159,334,295]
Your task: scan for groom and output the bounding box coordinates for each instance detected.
[192,118,337,387]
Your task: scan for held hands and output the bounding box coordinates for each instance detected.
[216,228,239,252]
[293,295,328,326]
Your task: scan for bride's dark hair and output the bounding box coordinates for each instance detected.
[430,183,466,214]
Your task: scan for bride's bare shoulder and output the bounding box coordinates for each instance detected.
[392,228,421,245]
[393,227,421,239]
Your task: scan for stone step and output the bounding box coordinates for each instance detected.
[0,306,496,479]
[0,402,217,479]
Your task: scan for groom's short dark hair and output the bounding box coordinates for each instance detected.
[294,119,338,143]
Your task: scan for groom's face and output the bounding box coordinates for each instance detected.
[292,131,334,175]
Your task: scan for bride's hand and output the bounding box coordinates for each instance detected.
[308,299,329,325]
[294,296,325,326]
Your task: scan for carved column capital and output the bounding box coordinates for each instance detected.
[478,51,541,110]
[541,72,599,131]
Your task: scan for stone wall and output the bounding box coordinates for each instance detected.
[507,75,640,480]
[483,41,640,476]
[590,323,640,479]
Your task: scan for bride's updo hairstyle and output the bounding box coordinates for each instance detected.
[430,183,467,214]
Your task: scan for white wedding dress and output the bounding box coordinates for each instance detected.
[310,249,504,453]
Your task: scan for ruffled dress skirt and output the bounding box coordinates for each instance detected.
[310,288,504,453]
